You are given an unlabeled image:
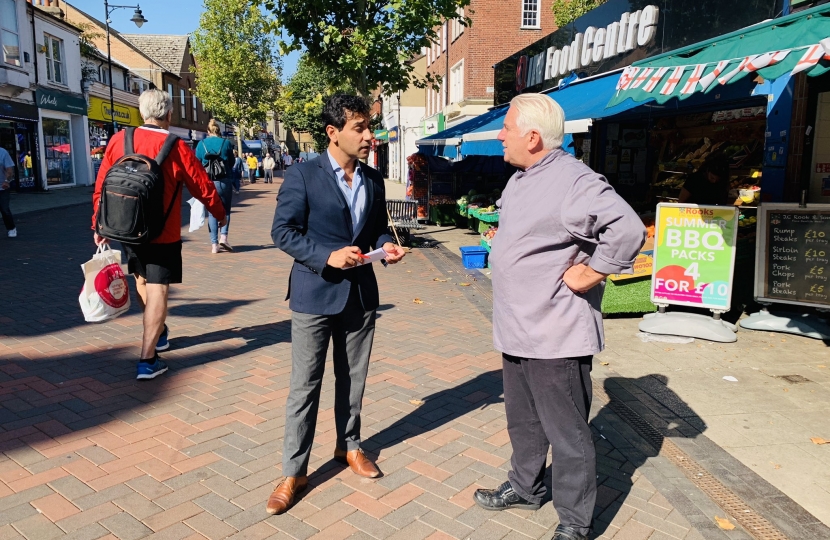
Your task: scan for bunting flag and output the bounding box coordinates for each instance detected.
[792,45,823,74]
[822,37,830,59]
[630,68,654,89]
[620,67,641,90]
[699,60,730,91]
[616,67,635,90]
[643,67,669,92]
[718,55,757,85]
[681,64,706,94]
[660,66,685,95]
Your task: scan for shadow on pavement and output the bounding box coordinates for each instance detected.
[168,299,261,318]
[230,244,277,253]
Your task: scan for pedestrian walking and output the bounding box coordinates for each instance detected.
[247,153,259,184]
[262,152,275,183]
[0,145,16,238]
[231,149,242,194]
[92,89,227,380]
[267,94,406,515]
[24,151,32,178]
[196,119,236,254]
[473,94,646,540]
[283,152,293,168]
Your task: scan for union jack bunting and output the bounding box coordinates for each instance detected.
[660,66,685,95]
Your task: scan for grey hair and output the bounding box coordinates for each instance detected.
[138,89,172,121]
[509,93,565,150]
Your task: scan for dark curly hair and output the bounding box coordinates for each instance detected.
[322,94,371,134]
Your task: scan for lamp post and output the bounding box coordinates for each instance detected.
[103,1,147,134]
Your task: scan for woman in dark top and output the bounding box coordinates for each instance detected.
[679,155,731,206]
[195,119,236,253]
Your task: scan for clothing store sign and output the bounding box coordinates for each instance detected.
[651,204,739,310]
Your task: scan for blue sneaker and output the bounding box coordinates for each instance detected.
[136,358,168,380]
[156,325,169,352]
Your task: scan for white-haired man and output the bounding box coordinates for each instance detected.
[92,89,227,380]
[473,94,646,540]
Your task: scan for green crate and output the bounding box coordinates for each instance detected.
[478,211,500,223]
[429,204,457,226]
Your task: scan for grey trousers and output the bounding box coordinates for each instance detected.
[503,354,596,535]
[282,290,376,477]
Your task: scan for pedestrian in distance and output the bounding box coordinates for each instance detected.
[0,145,17,238]
[24,151,32,178]
[283,151,293,168]
[231,149,243,194]
[196,119,236,254]
[241,153,250,185]
[267,94,406,515]
[263,152,275,183]
[92,89,227,380]
[247,153,259,184]
[473,94,646,540]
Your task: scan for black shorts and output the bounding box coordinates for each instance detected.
[121,241,183,284]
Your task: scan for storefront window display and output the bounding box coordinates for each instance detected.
[42,117,74,186]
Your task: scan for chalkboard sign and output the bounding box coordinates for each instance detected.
[755,203,830,308]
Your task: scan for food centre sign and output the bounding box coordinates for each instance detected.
[520,6,659,91]
[651,204,739,311]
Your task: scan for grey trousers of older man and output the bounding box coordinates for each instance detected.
[503,353,596,535]
[282,288,376,478]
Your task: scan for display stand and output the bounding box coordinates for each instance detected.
[639,307,738,342]
[738,202,830,340]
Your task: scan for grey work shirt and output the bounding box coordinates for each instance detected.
[490,148,646,359]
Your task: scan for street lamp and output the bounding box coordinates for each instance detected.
[103,1,148,134]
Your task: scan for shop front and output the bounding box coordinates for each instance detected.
[0,98,41,191]
[87,96,143,178]
[36,87,91,188]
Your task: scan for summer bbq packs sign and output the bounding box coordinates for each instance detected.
[651,204,739,310]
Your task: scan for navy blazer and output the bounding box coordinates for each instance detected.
[271,151,395,315]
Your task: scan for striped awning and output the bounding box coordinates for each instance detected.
[607,4,830,108]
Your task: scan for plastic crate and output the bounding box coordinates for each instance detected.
[459,246,489,269]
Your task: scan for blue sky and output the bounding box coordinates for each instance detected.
[66,0,300,80]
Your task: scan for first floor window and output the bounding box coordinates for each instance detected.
[0,0,20,66]
[180,88,186,119]
[522,0,540,29]
[450,60,464,104]
[452,8,465,41]
[44,34,64,84]
[167,83,174,100]
[192,94,197,122]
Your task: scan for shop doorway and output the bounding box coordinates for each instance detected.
[42,117,74,186]
[377,142,389,179]
[0,120,39,191]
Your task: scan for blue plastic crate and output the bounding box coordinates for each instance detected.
[459,246,488,269]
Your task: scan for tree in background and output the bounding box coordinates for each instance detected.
[551,0,607,26]
[191,0,282,151]
[262,0,470,97]
[278,55,355,152]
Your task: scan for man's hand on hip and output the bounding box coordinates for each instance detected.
[563,263,607,294]
[383,243,406,264]
[327,246,363,269]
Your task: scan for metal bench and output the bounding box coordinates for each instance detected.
[386,199,423,246]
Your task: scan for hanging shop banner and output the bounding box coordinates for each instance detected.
[87,96,142,127]
[753,203,830,308]
[35,88,87,115]
[651,203,739,310]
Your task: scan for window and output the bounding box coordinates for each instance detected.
[0,0,20,67]
[441,76,446,109]
[167,83,173,100]
[426,46,431,66]
[99,66,110,85]
[442,22,447,52]
[44,34,64,84]
[450,60,464,103]
[192,94,197,122]
[452,8,465,41]
[180,88,186,119]
[521,0,541,29]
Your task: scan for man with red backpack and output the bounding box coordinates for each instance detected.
[92,89,227,380]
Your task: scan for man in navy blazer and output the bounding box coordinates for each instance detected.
[267,95,406,515]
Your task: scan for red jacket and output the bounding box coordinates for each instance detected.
[92,126,226,244]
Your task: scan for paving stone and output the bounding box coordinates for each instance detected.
[344,510,397,539]
[194,492,243,520]
[100,512,153,540]
[381,501,430,529]
[185,511,238,540]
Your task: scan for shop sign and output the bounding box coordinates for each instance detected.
[35,88,87,115]
[374,129,389,141]
[0,98,39,121]
[388,128,399,142]
[423,113,445,136]
[815,163,830,173]
[712,107,765,123]
[87,96,141,127]
[651,204,739,310]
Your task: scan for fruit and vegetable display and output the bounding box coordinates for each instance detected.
[483,226,498,240]
[430,195,456,205]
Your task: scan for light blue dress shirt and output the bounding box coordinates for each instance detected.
[328,152,367,235]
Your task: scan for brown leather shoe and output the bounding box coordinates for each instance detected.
[334,448,381,478]
[266,476,307,515]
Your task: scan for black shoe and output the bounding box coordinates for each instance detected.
[473,481,541,511]
[551,524,589,540]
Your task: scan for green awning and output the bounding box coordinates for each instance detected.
[374,129,388,141]
[607,4,830,108]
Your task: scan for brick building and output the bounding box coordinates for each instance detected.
[424,0,556,127]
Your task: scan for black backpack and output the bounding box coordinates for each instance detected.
[203,140,227,180]
[95,127,180,244]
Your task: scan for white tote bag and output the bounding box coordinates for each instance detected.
[79,244,131,323]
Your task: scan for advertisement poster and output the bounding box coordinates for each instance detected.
[651,204,738,310]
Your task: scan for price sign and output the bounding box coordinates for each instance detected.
[755,204,830,307]
[650,204,739,310]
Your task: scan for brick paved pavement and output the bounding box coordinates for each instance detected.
[0,183,823,540]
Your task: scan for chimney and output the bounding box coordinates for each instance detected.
[32,0,64,18]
